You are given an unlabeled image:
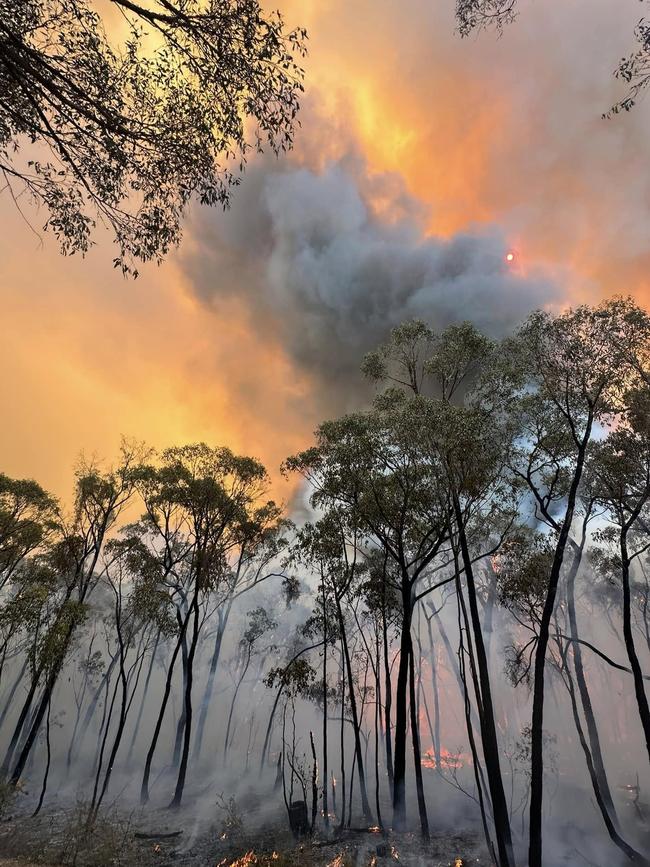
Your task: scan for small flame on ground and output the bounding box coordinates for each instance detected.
[421,747,466,770]
[455,860,463,867]
[218,853,258,867]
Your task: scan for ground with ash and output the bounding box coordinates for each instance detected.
[0,792,486,866]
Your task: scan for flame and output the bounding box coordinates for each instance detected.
[421,747,467,770]
[220,854,258,867]
[455,860,464,867]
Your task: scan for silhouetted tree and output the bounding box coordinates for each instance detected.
[0,0,306,273]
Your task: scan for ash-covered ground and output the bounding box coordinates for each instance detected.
[0,791,486,867]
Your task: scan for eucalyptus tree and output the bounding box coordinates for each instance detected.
[86,536,173,826]
[493,297,650,867]
[193,503,289,762]
[0,474,59,702]
[589,387,650,766]
[223,606,276,763]
[3,443,143,787]
[364,320,518,867]
[0,0,307,273]
[0,473,58,595]
[291,514,374,825]
[285,383,455,838]
[135,443,283,808]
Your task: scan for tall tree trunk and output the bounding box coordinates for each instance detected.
[454,503,515,867]
[141,613,189,804]
[338,645,347,831]
[392,583,412,831]
[457,586,498,864]
[382,587,394,796]
[0,656,28,732]
[621,532,650,765]
[334,593,373,823]
[528,425,590,867]
[172,629,189,769]
[223,651,251,761]
[408,643,429,839]
[31,697,51,818]
[127,629,160,762]
[170,592,200,808]
[1,674,38,777]
[322,590,329,829]
[193,603,231,760]
[560,638,648,864]
[73,650,119,767]
[374,629,383,829]
[425,615,442,773]
[566,544,619,823]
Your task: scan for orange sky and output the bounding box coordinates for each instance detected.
[1,0,649,504]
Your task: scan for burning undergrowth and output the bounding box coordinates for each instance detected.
[0,792,485,867]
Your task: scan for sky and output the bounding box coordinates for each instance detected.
[1,0,649,503]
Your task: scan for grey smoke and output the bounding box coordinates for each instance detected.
[181,153,561,408]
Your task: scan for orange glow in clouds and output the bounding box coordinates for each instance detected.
[1,0,650,498]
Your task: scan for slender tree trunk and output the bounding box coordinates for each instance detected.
[193,603,231,761]
[457,588,498,864]
[1,674,38,777]
[561,640,647,864]
[338,645,347,831]
[425,615,442,772]
[73,651,119,767]
[322,591,329,829]
[454,504,515,867]
[621,533,650,765]
[374,629,383,830]
[392,581,412,831]
[0,656,28,732]
[566,544,619,823]
[223,652,251,761]
[172,629,189,769]
[141,614,189,804]
[31,697,51,818]
[90,644,135,825]
[88,669,121,825]
[10,627,75,786]
[334,593,373,823]
[382,591,394,797]
[310,730,318,833]
[408,643,429,839]
[528,427,590,867]
[127,629,160,762]
[169,592,200,808]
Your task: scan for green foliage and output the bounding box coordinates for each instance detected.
[264,656,316,697]
[0,0,307,274]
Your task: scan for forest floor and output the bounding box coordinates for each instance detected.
[0,795,488,866]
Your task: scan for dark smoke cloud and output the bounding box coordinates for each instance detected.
[180,146,561,410]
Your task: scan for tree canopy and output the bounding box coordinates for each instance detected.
[0,0,307,274]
